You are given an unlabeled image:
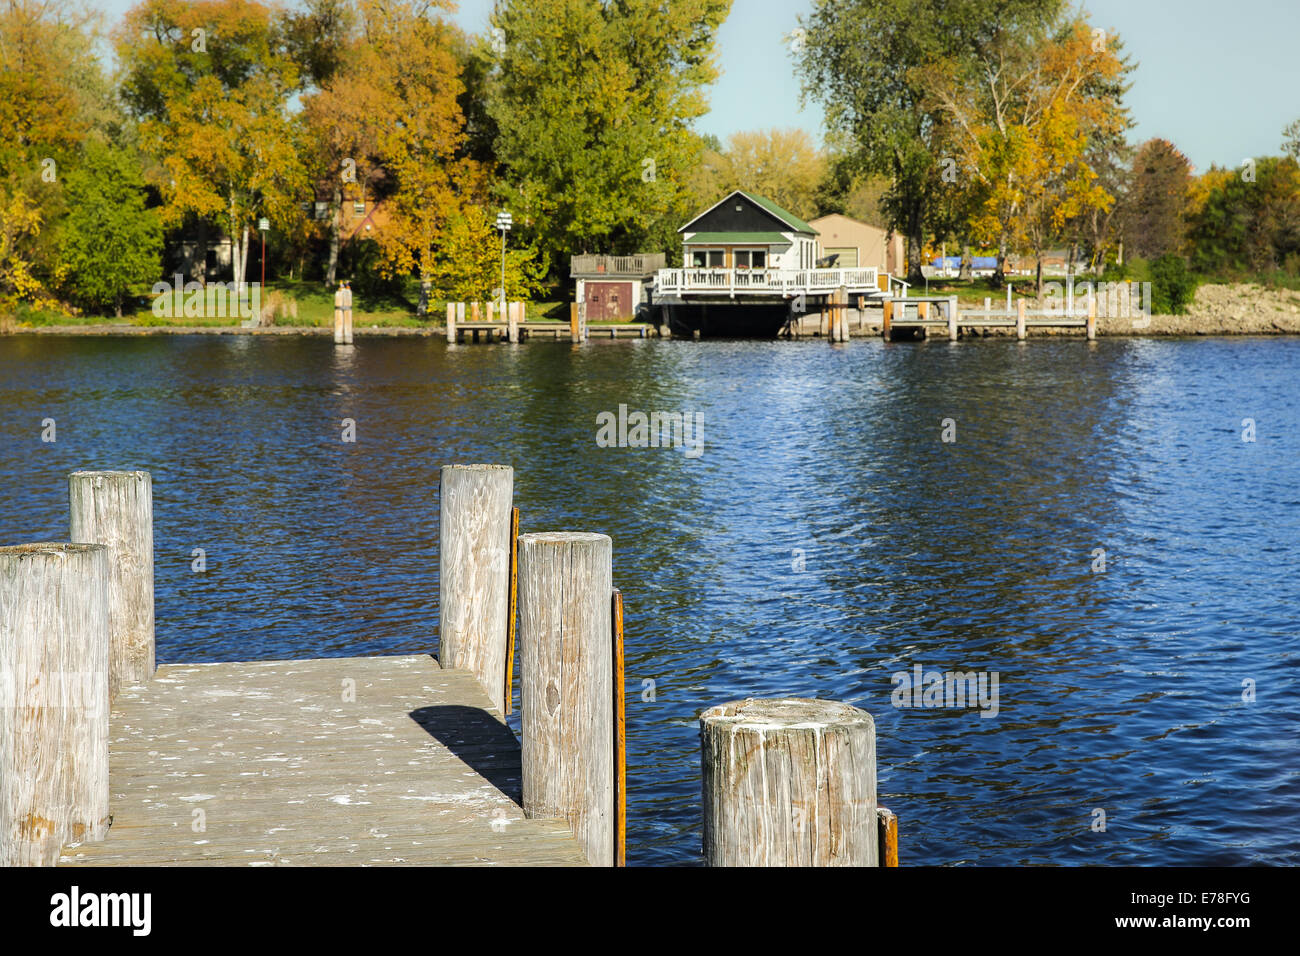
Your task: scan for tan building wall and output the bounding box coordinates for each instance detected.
[809,214,904,276]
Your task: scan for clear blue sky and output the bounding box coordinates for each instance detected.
[89,0,1300,172]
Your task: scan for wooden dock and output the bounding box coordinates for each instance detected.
[57,655,588,866]
[452,320,659,342]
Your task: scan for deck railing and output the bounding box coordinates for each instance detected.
[571,254,666,277]
[655,266,886,297]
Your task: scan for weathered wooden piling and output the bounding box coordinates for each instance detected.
[68,470,155,697]
[0,543,110,866]
[882,299,893,338]
[948,295,959,341]
[333,285,345,344]
[445,302,457,343]
[700,697,877,866]
[438,464,514,715]
[342,284,353,344]
[508,301,520,344]
[517,531,614,867]
[1016,297,1027,340]
[569,303,581,343]
[1087,293,1097,340]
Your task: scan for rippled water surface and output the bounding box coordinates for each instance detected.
[2,333,1297,865]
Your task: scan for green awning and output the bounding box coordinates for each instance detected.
[682,232,791,244]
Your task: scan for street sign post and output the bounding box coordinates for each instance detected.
[496,211,512,314]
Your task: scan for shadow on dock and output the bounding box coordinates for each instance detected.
[409,704,524,803]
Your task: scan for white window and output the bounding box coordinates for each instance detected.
[734,249,767,269]
[691,249,724,268]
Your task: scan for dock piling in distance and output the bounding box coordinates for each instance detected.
[0,543,111,866]
[1016,297,1027,340]
[1087,293,1097,340]
[342,284,353,344]
[882,299,893,338]
[948,295,959,341]
[68,470,155,698]
[445,302,457,343]
[569,302,581,343]
[508,301,520,343]
[517,531,614,867]
[333,285,344,344]
[438,464,514,715]
[699,697,878,866]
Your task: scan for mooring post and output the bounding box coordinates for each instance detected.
[68,470,155,699]
[517,531,614,867]
[438,464,514,715]
[1017,297,1027,340]
[1087,293,1097,340]
[877,806,899,866]
[837,285,849,341]
[445,302,456,343]
[948,295,959,341]
[0,543,111,866]
[882,299,893,338]
[570,302,581,343]
[700,698,877,866]
[338,286,348,345]
[342,283,353,344]
[508,301,520,344]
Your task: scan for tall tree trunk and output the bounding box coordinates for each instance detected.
[958,240,972,280]
[906,203,924,285]
[994,234,1009,289]
[418,273,430,317]
[326,184,342,285]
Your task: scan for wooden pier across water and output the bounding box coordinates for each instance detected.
[58,655,588,866]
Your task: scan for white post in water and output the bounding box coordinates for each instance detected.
[438,464,514,714]
[517,532,614,867]
[338,286,348,345]
[948,295,959,341]
[68,470,155,698]
[700,698,877,867]
[1016,297,1027,340]
[508,301,520,344]
[342,283,354,344]
[445,302,457,344]
[0,543,111,866]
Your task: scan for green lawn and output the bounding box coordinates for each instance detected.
[3,277,568,329]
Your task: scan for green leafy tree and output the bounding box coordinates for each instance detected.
[429,204,548,302]
[487,0,731,267]
[1187,158,1300,275]
[56,143,163,316]
[1283,119,1300,162]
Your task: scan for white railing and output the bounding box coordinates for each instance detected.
[656,267,886,297]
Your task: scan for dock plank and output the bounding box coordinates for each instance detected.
[58,655,589,866]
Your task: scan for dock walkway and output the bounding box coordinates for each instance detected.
[58,655,588,866]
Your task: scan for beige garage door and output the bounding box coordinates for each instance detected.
[825,247,858,268]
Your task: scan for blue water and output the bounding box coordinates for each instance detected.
[2,333,1297,865]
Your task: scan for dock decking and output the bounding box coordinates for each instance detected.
[58,655,589,866]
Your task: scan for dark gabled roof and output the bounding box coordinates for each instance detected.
[678,190,818,237]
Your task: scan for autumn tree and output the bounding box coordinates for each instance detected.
[1121,138,1192,260]
[797,0,1069,283]
[917,13,1132,291]
[0,0,105,313]
[687,129,826,221]
[116,0,309,297]
[487,0,731,266]
[1186,158,1300,275]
